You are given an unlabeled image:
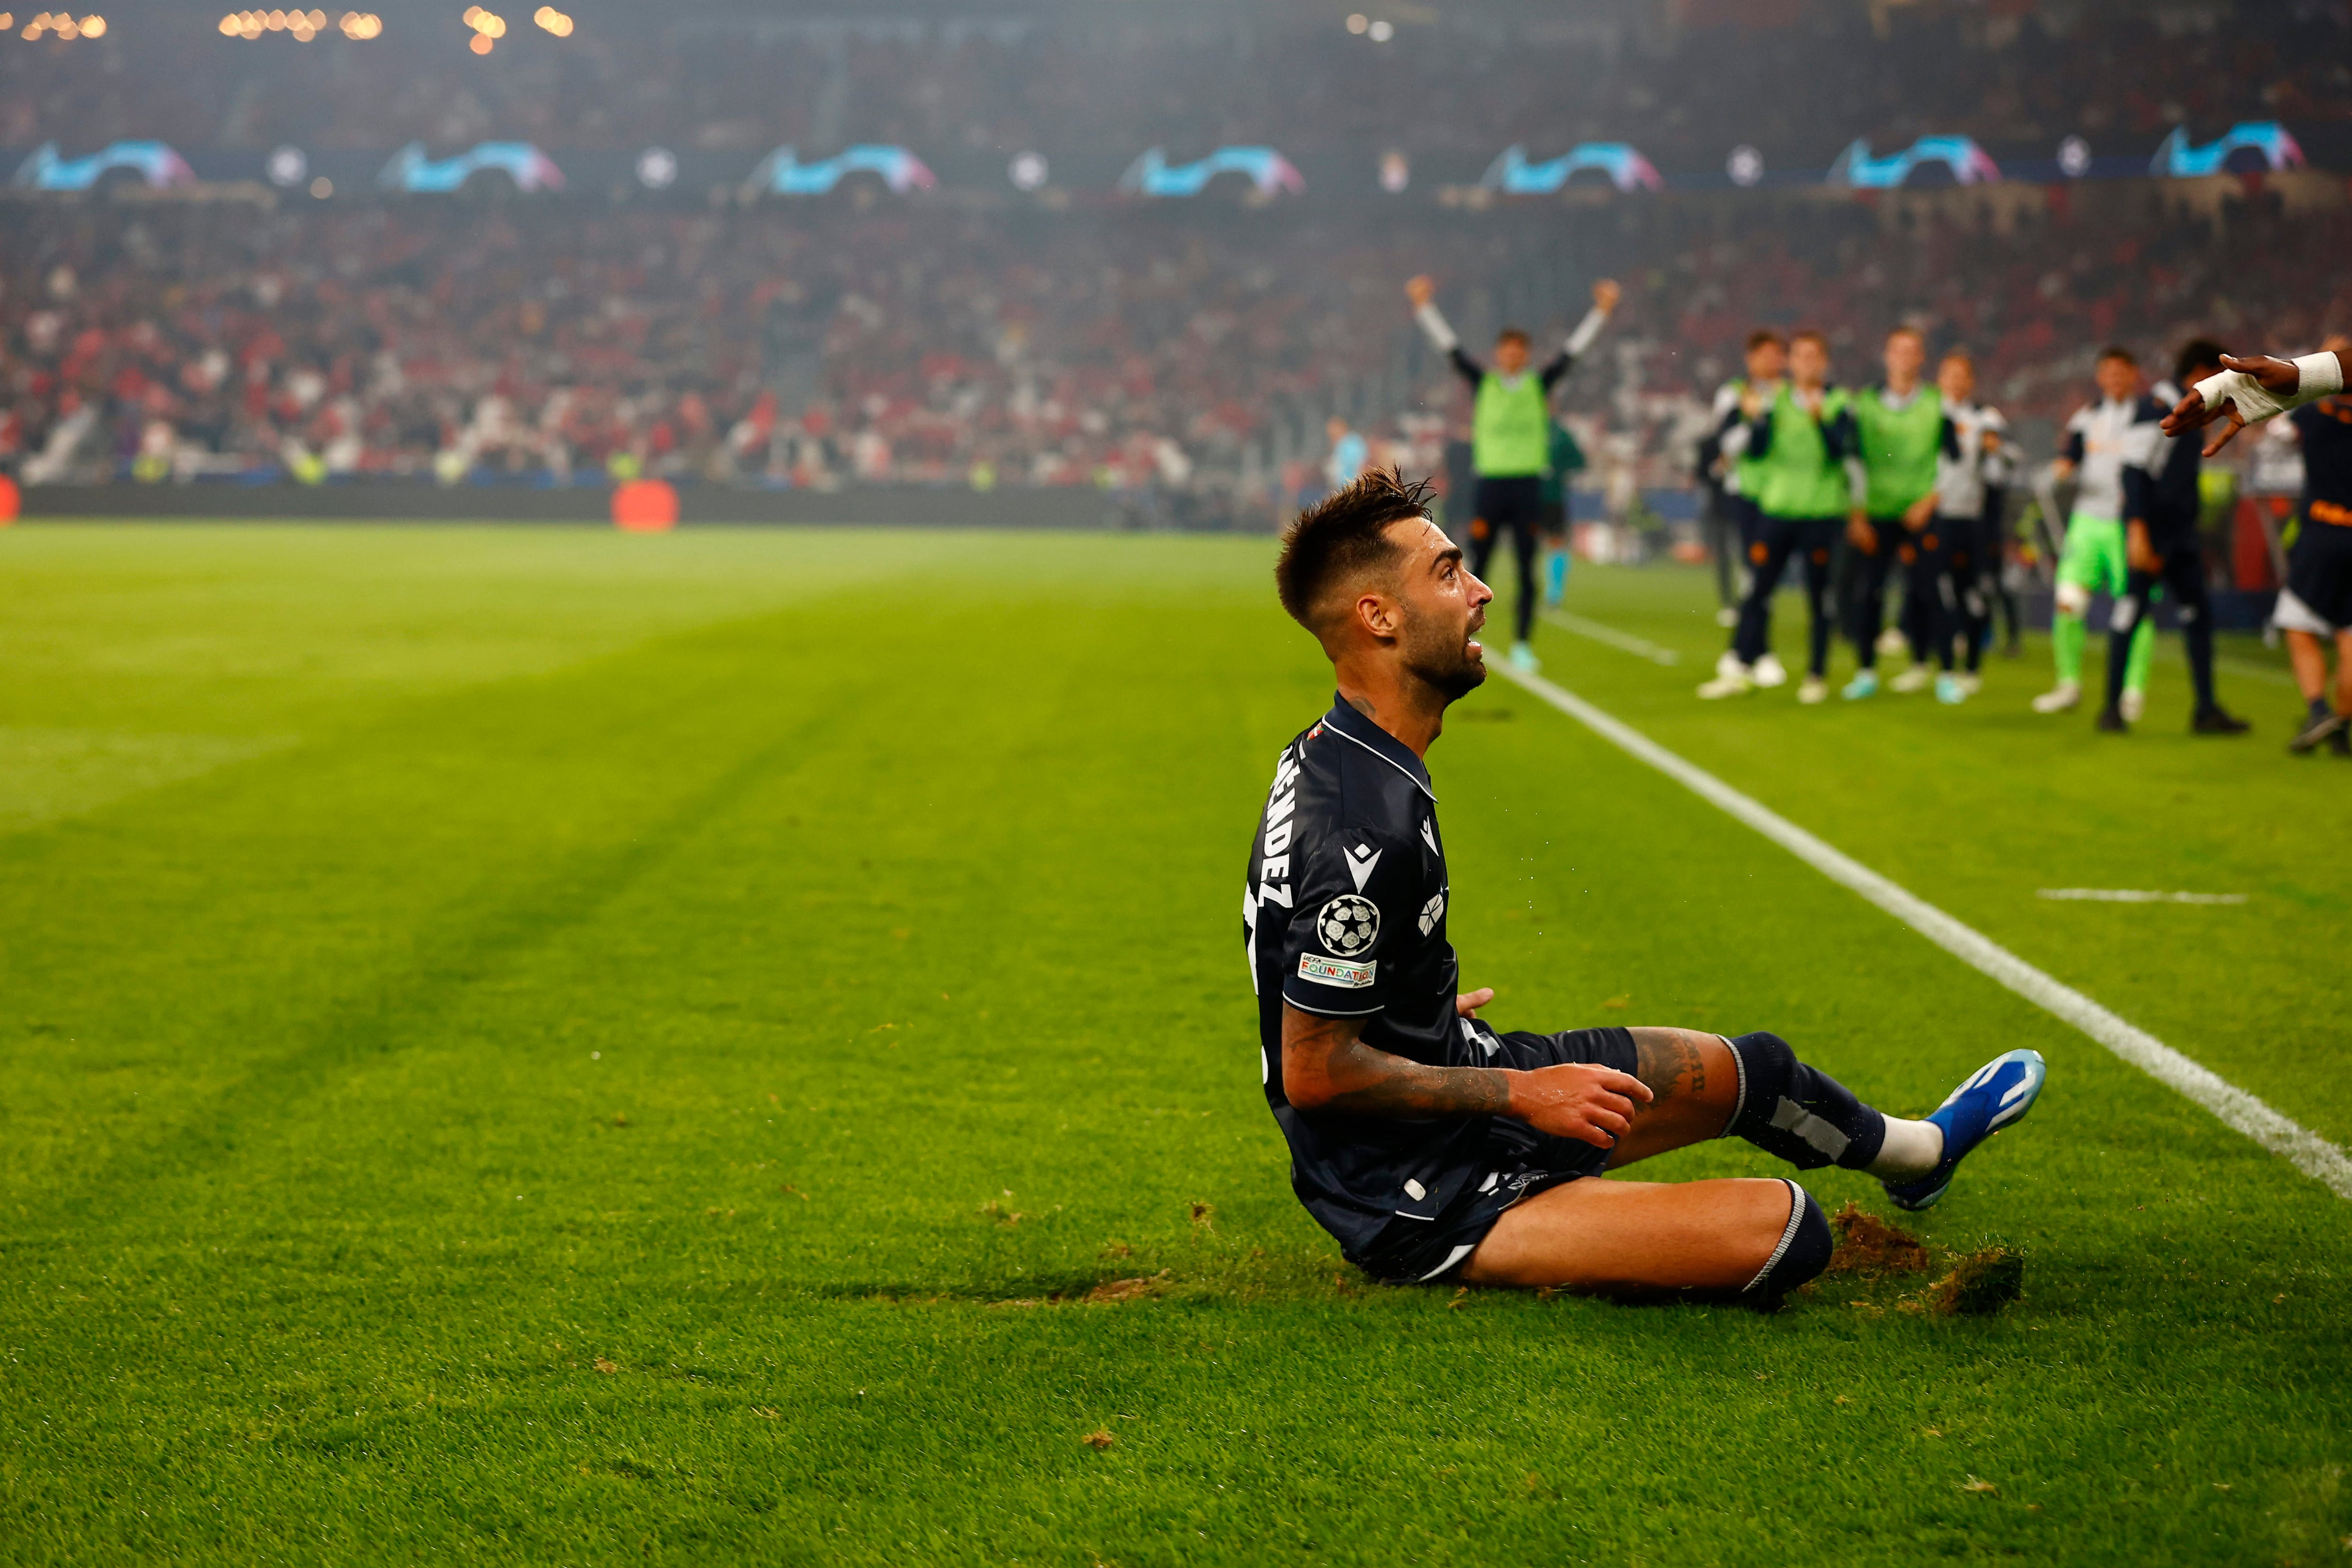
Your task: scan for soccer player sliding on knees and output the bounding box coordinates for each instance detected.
[1242,468,2047,1298]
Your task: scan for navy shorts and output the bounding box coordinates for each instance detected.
[1352,1025,1638,1284]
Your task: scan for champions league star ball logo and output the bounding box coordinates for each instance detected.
[1316,895,1380,957]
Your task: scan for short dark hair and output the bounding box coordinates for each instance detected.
[1495,326,1531,348]
[1886,325,1925,343]
[2098,345,2137,367]
[2176,336,2227,383]
[1941,348,1976,369]
[1790,328,1828,351]
[1746,328,1786,352]
[1275,466,1436,636]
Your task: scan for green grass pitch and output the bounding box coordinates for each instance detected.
[2,523,2349,1566]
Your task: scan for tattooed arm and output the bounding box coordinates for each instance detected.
[1280,1004,1653,1148]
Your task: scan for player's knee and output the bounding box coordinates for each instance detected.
[1742,1182,1831,1300]
[2055,581,2091,616]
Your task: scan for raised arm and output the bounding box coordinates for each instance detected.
[1281,1004,1652,1149]
[1406,275,1484,389]
[1539,279,1621,391]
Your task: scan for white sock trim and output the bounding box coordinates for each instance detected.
[1743,1178,1808,1293]
[1720,1035,1747,1132]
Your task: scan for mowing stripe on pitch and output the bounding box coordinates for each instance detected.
[1495,662,2352,1200]
[1541,610,1681,666]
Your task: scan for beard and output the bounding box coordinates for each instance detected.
[1400,608,1487,700]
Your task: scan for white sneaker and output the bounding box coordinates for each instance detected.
[2032,680,2081,714]
[1890,665,1934,694]
[1876,626,1909,657]
[1751,653,1790,688]
[1697,670,1754,699]
[1956,673,1983,696]
[1716,605,1740,629]
[1509,641,1541,674]
[1797,675,1829,704]
[2120,688,2145,723]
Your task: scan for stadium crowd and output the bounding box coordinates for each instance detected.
[4,185,2345,510]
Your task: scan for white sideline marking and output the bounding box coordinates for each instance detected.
[1494,662,2352,1200]
[1541,610,1681,666]
[2039,888,2249,906]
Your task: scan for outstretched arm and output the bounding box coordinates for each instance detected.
[1406,275,1484,389]
[1280,1003,1652,1148]
[2163,350,2349,454]
[1539,279,1621,391]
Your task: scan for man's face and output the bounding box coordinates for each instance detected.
[1383,516,1491,699]
[1789,337,1828,388]
[1937,356,1975,405]
[1885,332,1925,388]
[1494,335,1530,375]
[2096,356,2138,403]
[1746,341,1786,383]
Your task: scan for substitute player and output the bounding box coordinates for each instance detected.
[1700,331,1852,702]
[1408,273,1619,673]
[2037,348,2159,716]
[1248,467,2044,1295]
[1843,327,1944,699]
[1699,330,1788,634]
[2100,340,2249,736]
[1911,350,2010,704]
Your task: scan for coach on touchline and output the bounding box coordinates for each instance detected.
[1241,468,2046,1295]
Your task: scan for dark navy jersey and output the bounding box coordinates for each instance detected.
[1243,697,1500,1261]
[2121,384,2203,551]
[2294,397,2352,516]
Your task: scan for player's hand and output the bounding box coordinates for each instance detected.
[1405,274,1436,309]
[1454,987,1494,1019]
[1506,1063,1654,1149]
[2126,521,2162,574]
[1903,495,1936,531]
[2161,353,2309,455]
[2050,458,2075,483]
[1847,512,1875,552]
[1739,387,1764,419]
[1592,278,1621,314]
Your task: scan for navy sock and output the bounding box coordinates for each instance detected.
[2313,697,2335,724]
[1723,1032,1888,1172]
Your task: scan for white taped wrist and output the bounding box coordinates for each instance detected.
[2295,351,2344,400]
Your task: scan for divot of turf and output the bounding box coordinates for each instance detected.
[1825,1201,1932,1277]
[1927,1245,2027,1316]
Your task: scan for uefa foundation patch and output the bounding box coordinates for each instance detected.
[1299,953,1376,988]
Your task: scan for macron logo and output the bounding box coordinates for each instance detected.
[1344,843,1382,891]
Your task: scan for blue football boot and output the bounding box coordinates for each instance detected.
[1882,1047,2048,1212]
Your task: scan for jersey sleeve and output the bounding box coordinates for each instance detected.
[1280,826,1412,1019]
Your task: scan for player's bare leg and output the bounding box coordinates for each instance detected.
[1460,1173,1796,1293]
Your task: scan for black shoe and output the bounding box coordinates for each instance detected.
[2096,705,2129,733]
[2334,729,2352,756]
[2192,705,2251,735]
[2289,709,2346,753]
